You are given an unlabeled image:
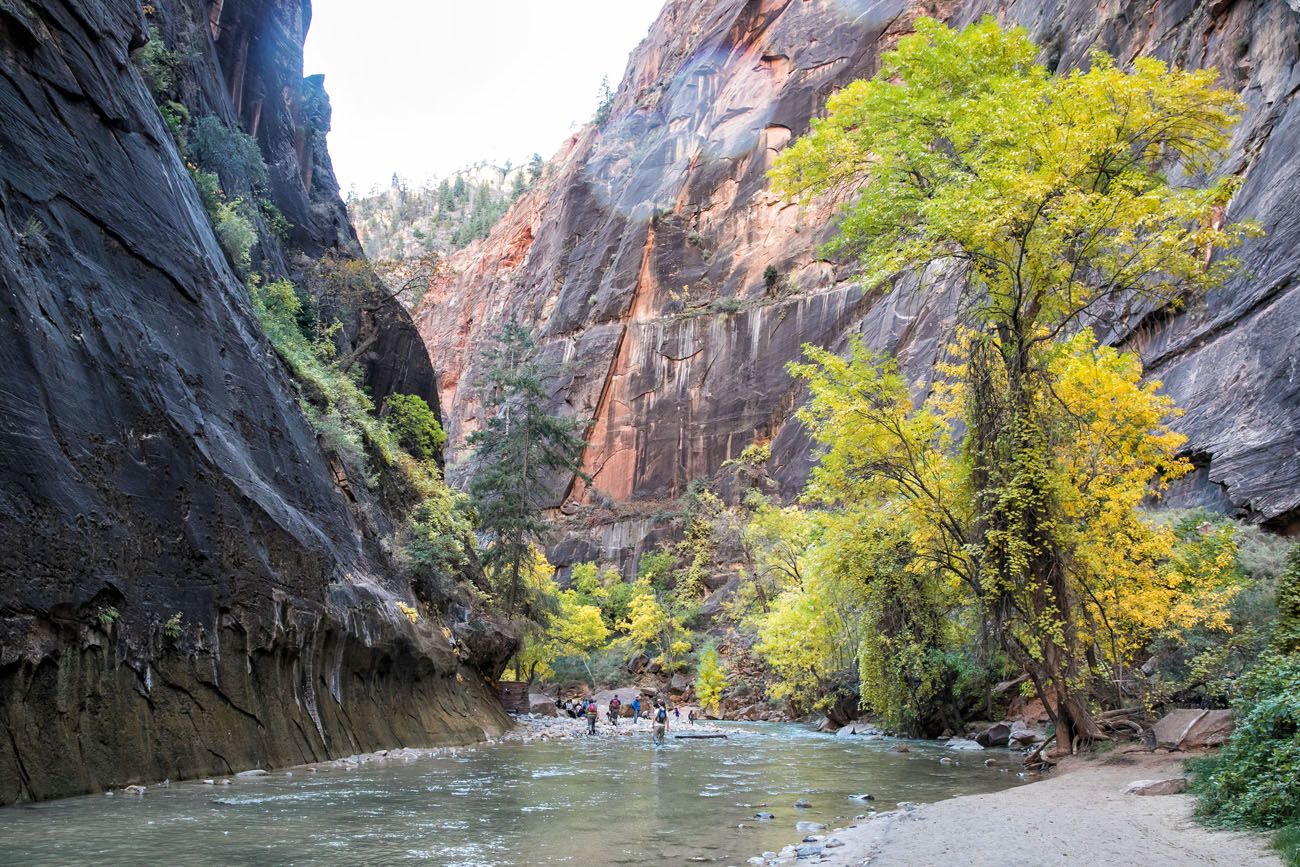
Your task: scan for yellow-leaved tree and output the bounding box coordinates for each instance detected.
[771,16,1256,748]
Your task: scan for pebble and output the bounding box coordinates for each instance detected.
[825,837,845,848]
[219,779,232,786]
[755,811,775,821]
[849,793,874,802]
[794,797,812,808]
[202,779,215,785]
[124,785,145,796]
[104,791,114,797]
[939,757,954,765]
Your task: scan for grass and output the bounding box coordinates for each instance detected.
[1274,825,1300,866]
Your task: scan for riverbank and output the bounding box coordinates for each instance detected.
[754,749,1281,866]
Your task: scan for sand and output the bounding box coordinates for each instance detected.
[763,749,1281,866]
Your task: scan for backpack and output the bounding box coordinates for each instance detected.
[655,707,667,723]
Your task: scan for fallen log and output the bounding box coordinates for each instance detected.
[674,734,729,740]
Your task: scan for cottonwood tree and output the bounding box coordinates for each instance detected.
[772,17,1255,751]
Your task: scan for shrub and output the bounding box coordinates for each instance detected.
[763,264,781,294]
[695,645,728,713]
[190,115,268,191]
[385,393,446,460]
[160,100,189,149]
[712,297,743,314]
[1190,652,1300,834]
[134,32,181,100]
[1275,545,1300,654]
[163,612,183,639]
[212,198,256,273]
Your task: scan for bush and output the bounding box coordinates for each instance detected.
[190,115,268,191]
[712,297,743,314]
[134,33,181,100]
[1190,653,1300,836]
[385,393,446,460]
[160,100,189,149]
[1275,546,1300,654]
[213,198,256,272]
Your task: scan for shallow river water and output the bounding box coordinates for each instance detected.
[0,722,1027,865]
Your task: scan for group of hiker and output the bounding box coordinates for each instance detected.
[555,694,695,744]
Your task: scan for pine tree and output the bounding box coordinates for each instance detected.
[468,318,588,615]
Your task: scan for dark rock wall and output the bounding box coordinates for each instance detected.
[419,0,1300,539]
[0,0,503,804]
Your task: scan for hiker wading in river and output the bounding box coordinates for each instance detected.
[585,699,598,735]
[651,701,669,746]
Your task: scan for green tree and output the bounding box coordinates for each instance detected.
[468,318,588,615]
[772,17,1254,748]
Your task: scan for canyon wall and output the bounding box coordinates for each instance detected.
[0,0,506,803]
[419,0,1300,550]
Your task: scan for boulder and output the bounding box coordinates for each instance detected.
[1009,725,1045,746]
[670,673,690,693]
[1126,778,1189,796]
[944,738,985,751]
[1153,709,1233,750]
[836,719,884,738]
[1182,709,1234,748]
[528,698,558,717]
[974,722,1011,748]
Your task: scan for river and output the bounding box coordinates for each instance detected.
[0,722,1028,865]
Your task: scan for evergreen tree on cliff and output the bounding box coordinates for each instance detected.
[772,17,1255,751]
[469,318,587,616]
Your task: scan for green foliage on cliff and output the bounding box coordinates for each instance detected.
[385,393,446,460]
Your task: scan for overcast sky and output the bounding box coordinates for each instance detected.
[304,1,665,195]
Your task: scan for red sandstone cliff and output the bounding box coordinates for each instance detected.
[417,0,1300,541]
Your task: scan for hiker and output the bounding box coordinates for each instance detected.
[674,706,681,720]
[609,695,621,726]
[652,700,669,746]
[688,709,696,726]
[585,699,598,734]
[631,696,641,723]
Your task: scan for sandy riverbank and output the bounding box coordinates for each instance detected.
[755,749,1280,866]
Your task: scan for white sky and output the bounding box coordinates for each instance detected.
[304,1,665,195]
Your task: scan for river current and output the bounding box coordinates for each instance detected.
[0,722,1027,865]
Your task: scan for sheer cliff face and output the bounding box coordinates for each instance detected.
[0,0,504,803]
[420,0,1300,534]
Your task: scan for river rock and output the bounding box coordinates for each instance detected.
[974,723,1011,748]
[1126,778,1189,796]
[235,769,269,778]
[755,812,775,821]
[796,821,826,832]
[836,719,884,738]
[945,738,985,751]
[794,798,812,808]
[849,793,875,802]
[795,842,825,858]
